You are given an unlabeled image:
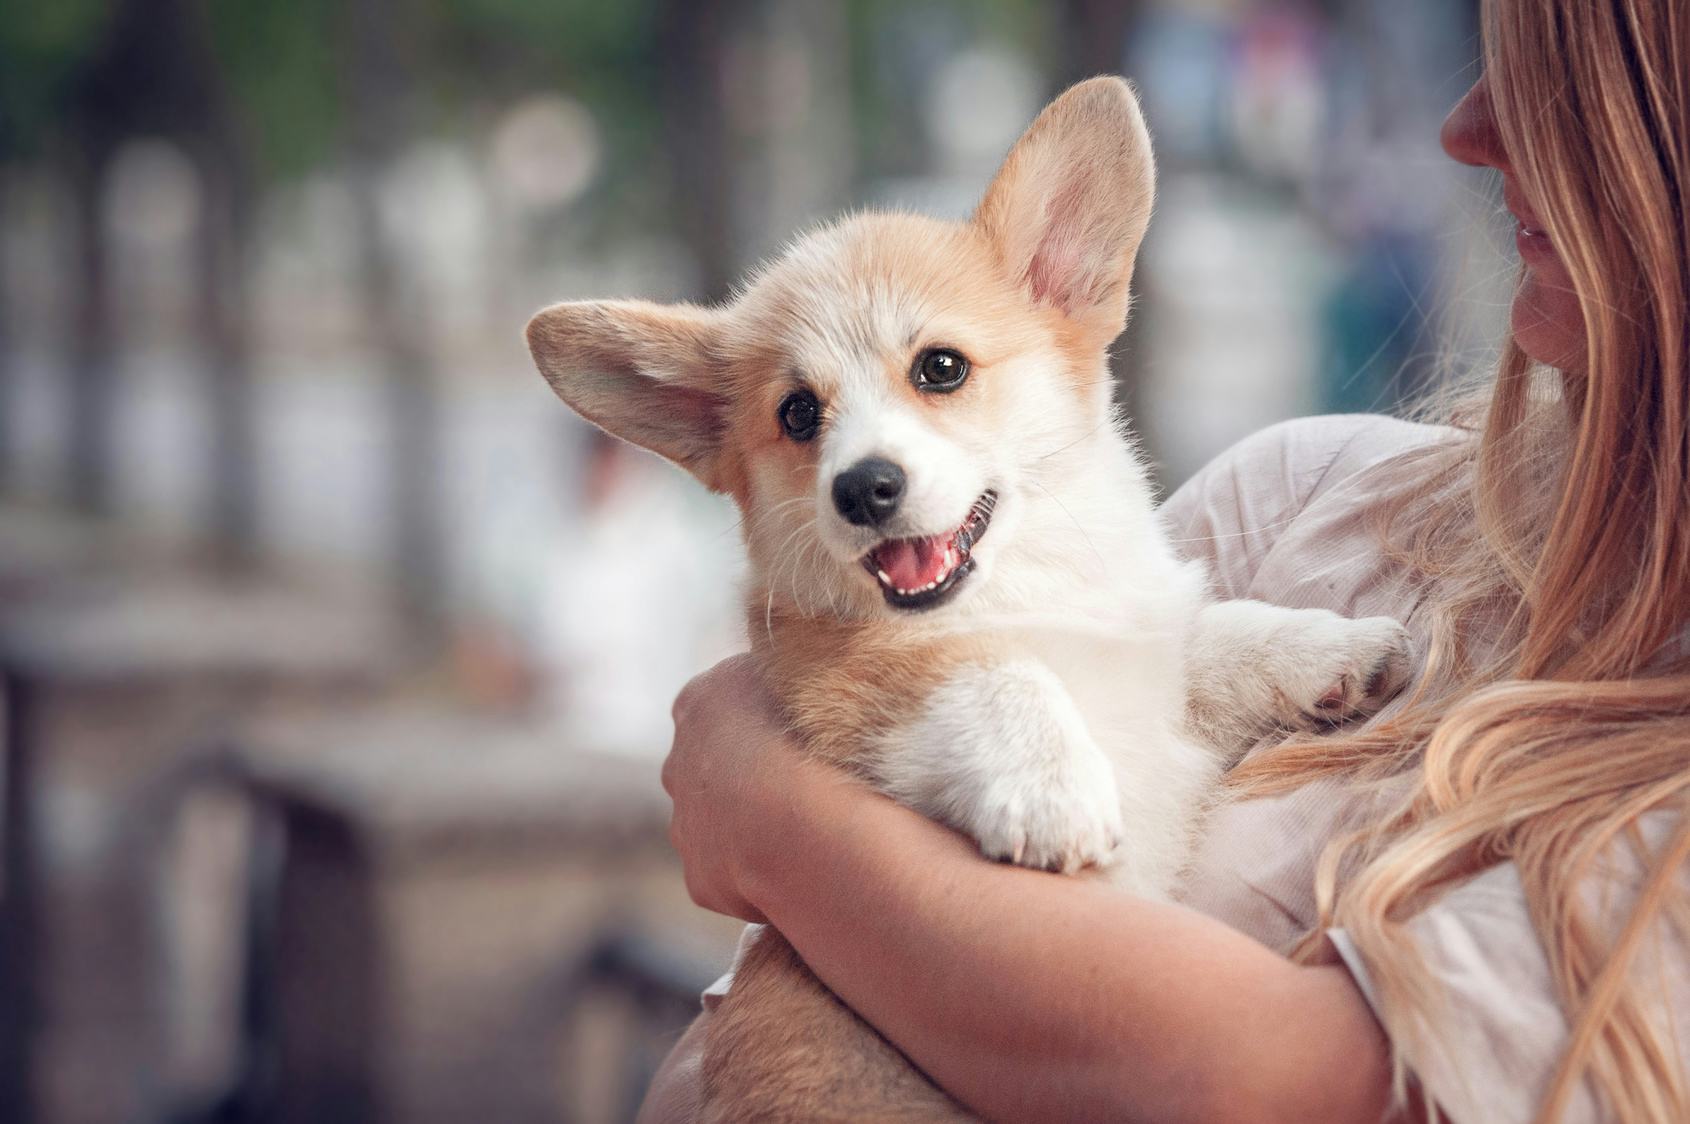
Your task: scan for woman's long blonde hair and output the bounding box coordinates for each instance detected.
[1232,0,1690,1119]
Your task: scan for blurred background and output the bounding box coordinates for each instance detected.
[0,1,1513,1121]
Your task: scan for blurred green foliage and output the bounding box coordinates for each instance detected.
[0,0,668,175]
[846,0,1050,176]
[204,0,341,175]
[420,0,665,209]
[0,0,107,154]
[423,0,660,101]
[1,0,1049,211]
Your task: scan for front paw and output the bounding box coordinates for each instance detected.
[1287,615,1412,728]
[965,752,1123,874]
[881,659,1124,876]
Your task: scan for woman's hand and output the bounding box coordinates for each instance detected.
[663,653,837,922]
[657,657,1396,1124]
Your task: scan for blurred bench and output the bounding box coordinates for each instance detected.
[0,505,402,1124]
[190,709,736,1124]
[0,503,737,1124]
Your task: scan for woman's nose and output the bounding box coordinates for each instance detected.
[1440,76,1509,172]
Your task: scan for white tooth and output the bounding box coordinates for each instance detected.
[877,569,892,584]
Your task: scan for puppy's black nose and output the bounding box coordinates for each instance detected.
[832,457,906,526]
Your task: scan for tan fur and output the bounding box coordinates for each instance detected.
[691,608,989,1121]
[754,607,981,769]
[702,928,969,1123]
[525,301,735,490]
[974,77,1154,350]
[527,78,1171,1120]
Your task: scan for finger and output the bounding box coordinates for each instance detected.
[671,681,697,725]
[715,651,760,680]
[674,651,748,719]
[660,748,678,795]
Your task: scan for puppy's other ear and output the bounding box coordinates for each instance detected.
[973,76,1155,344]
[526,300,729,490]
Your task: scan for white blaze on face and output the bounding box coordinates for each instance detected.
[817,384,985,558]
[744,233,1019,608]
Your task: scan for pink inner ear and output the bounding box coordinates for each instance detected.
[650,380,728,469]
[1023,173,1110,317]
[665,382,724,440]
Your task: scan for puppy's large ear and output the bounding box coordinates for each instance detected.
[526,300,729,490]
[973,76,1155,344]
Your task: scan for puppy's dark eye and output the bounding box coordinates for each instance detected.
[778,388,821,442]
[911,348,970,392]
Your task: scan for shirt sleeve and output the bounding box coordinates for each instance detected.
[701,922,767,1010]
[1328,811,1690,1123]
[1158,415,1396,600]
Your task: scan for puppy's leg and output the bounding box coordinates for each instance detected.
[702,929,970,1122]
[876,660,1123,873]
[1186,600,1412,762]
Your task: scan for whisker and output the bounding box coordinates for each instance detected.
[1037,418,1113,463]
[1032,480,1108,574]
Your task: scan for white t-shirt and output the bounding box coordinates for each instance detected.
[711,414,1689,1123]
[1168,414,1685,1123]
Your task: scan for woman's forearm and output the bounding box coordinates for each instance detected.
[744,764,1395,1124]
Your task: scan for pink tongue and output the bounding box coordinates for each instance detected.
[874,535,951,590]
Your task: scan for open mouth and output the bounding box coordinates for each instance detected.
[860,491,997,611]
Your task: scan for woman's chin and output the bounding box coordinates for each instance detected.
[1511,269,1587,371]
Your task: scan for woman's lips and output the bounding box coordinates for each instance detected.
[1515,220,1557,263]
[1504,186,1557,264]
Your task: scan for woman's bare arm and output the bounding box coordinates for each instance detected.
[658,657,1399,1124]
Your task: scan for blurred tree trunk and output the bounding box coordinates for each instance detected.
[1058,0,1139,85]
[193,142,255,557]
[0,168,11,485]
[66,134,116,514]
[195,147,258,562]
[745,0,853,257]
[177,0,262,565]
[657,0,745,302]
[63,0,263,549]
[1058,0,1150,425]
[343,0,446,635]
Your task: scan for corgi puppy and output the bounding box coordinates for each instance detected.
[528,77,1409,1122]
